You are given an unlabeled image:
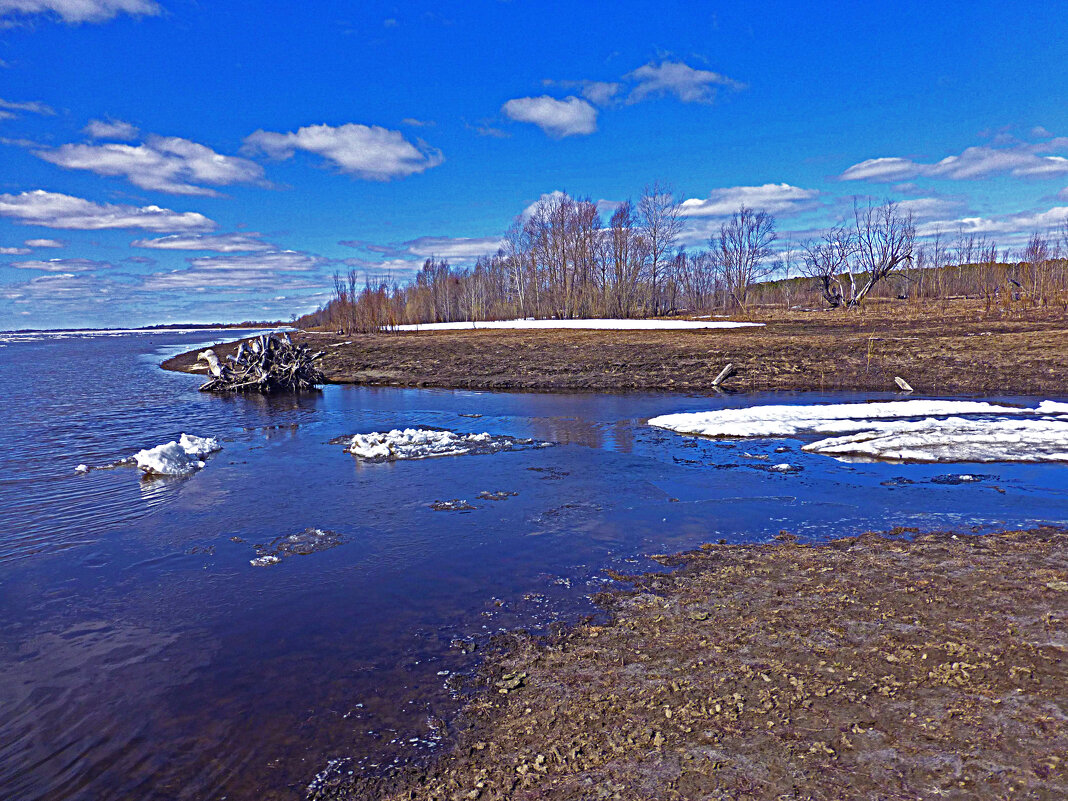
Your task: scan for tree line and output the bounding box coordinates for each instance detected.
[298,185,1068,333]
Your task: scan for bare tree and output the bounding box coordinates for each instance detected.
[714,205,777,310]
[638,182,682,316]
[850,199,915,307]
[802,225,854,308]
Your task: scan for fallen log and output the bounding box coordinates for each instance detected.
[197,334,325,394]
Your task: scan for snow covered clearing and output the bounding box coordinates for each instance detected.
[392,318,763,332]
[132,433,221,476]
[347,428,546,461]
[649,400,1068,463]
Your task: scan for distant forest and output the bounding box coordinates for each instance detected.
[298,186,1068,333]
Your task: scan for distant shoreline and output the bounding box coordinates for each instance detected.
[161,301,1068,396]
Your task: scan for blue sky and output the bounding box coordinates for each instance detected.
[1,0,1066,328]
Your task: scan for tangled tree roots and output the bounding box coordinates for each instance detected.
[197,333,325,394]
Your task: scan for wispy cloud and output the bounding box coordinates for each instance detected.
[0,96,55,117]
[83,118,139,140]
[141,250,327,291]
[501,96,597,138]
[841,137,1068,182]
[131,233,274,252]
[916,205,1068,238]
[624,60,745,104]
[542,79,622,106]
[679,183,819,217]
[10,257,112,272]
[24,237,64,247]
[243,123,444,181]
[0,246,30,254]
[0,190,215,231]
[341,234,504,262]
[34,135,268,196]
[0,0,161,24]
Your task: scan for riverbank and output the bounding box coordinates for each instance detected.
[161,301,1068,395]
[336,526,1067,801]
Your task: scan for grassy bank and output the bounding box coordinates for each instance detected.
[163,301,1068,395]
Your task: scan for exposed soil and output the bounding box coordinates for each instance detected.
[162,301,1068,395]
[336,527,1068,801]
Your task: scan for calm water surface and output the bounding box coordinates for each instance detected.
[1,329,1066,800]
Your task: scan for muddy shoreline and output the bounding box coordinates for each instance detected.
[324,526,1067,801]
[161,302,1068,395]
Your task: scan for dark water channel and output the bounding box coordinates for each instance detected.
[0,329,1065,800]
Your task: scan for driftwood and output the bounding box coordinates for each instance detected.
[712,363,736,387]
[197,333,325,394]
[894,376,914,393]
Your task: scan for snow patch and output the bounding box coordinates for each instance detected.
[393,318,762,332]
[649,400,1068,464]
[346,428,544,461]
[133,433,221,476]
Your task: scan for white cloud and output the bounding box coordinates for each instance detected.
[403,235,504,260]
[131,233,274,252]
[0,0,160,24]
[501,96,597,138]
[894,196,967,221]
[916,205,1068,238]
[0,190,215,231]
[841,139,1068,182]
[625,60,744,104]
[679,184,819,217]
[10,257,111,271]
[0,96,54,116]
[83,118,139,140]
[24,237,63,247]
[35,135,267,196]
[544,79,622,106]
[243,123,444,181]
[141,250,327,292]
[1,246,30,254]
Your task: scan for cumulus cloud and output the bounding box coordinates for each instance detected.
[501,96,597,138]
[24,237,63,247]
[0,0,160,24]
[0,96,54,117]
[10,257,111,271]
[131,232,274,252]
[34,135,268,196]
[0,190,215,231]
[243,123,444,181]
[679,183,819,217]
[625,60,744,104]
[841,138,1068,182]
[83,118,139,140]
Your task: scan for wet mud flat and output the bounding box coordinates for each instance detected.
[161,302,1068,395]
[343,526,1067,801]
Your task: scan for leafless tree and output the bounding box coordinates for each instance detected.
[638,182,682,316]
[802,226,854,308]
[850,199,915,307]
[714,205,777,310]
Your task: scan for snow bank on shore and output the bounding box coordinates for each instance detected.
[393,318,763,332]
[133,433,221,475]
[649,400,1068,463]
[347,428,541,461]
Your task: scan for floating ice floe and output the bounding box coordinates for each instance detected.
[649,400,1068,463]
[392,318,762,332]
[132,433,221,476]
[346,428,545,461]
